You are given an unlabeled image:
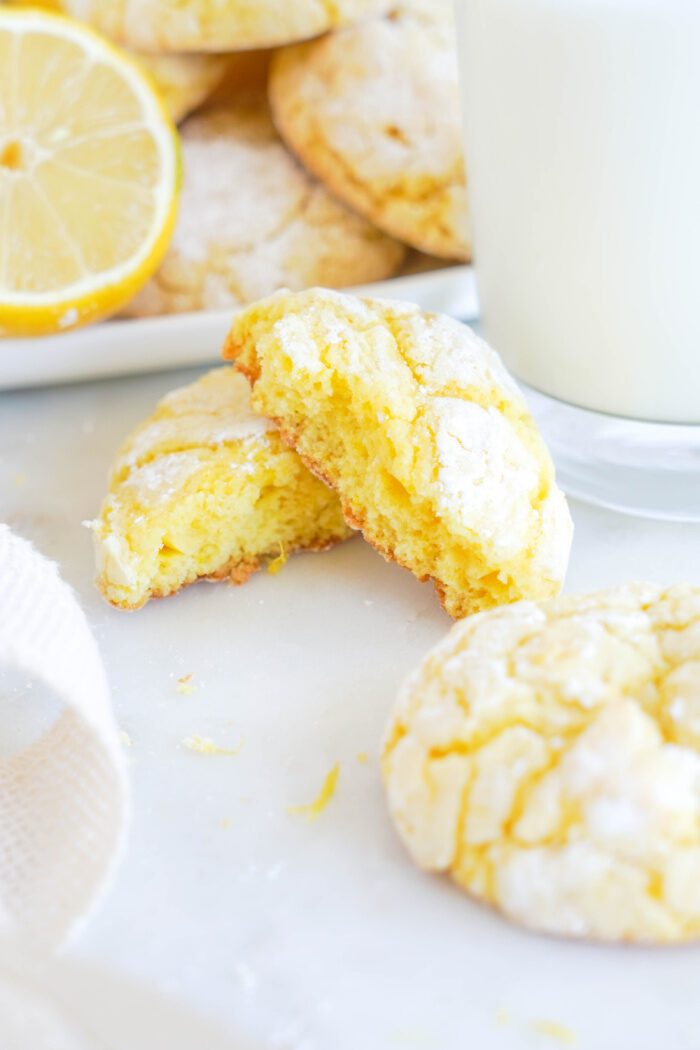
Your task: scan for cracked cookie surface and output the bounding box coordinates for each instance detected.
[92,367,351,609]
[383,583,700,943]
[224,288,571,618]
[59,0,393,52]
[270,0,470,260]
[125,96,405,318]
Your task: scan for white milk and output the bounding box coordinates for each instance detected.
[456,0,700,423]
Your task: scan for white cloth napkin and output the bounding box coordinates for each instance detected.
[0,524,128,953]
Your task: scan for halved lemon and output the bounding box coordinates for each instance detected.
[0,8,180,336]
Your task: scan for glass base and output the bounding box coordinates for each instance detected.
[521,384,700,522]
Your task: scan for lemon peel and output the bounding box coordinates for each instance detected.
[288,764,340,820]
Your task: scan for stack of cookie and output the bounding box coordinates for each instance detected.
[51,0,470,316]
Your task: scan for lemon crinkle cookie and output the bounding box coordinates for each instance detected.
[270,0,470,260]
[135,52,231,124]
[92,367,351,610]
[224,289,572,618]
[383,583,700,943]
[59,0,393,53]
[124,96,405,318]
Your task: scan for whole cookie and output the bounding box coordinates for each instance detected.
[124,96,405,317]
[92,367,351,610]
[383,584,700,943]
[270,0,470,260]
[224,288,572,618]
[59,0,393,52]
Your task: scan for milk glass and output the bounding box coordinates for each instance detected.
[455,0,700,519]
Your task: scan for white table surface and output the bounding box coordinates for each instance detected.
[2,365,700,1050]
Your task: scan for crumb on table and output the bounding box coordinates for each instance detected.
[181,734,242,756]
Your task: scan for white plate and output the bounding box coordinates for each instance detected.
[0,266,477,391]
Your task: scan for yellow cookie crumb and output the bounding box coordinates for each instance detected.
[182,734,242,756]
[176,673,195,695]
[356,751,369,765]
[288,763,340,820]
[532,1020,577,1046]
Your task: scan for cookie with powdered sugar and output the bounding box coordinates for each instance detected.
[124,95,405,318]
[383,583,700,943]
[224,288,572,619]
[58,0,393,52]
[269,0,470,260]
[92,367,352,610]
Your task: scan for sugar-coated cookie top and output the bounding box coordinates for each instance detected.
[384,582,700,942]
[269,0,469,258]
[125,98,404,317]
[60,0,393,53]
[225,288,572,618]
[109,367,273,490]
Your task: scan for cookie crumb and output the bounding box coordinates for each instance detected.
[356,751,369,764]
[182,734,242,756]
[176,673,195,695]
[531,1020,577,1046]
[288,763,340,819]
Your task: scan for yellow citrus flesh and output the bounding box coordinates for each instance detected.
[0,8,179,336]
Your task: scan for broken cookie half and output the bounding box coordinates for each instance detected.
[91,366,352,610]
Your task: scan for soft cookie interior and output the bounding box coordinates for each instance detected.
[224,288,572,618]
[92,367,351,609]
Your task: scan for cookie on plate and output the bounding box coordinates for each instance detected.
[135,52,231,123]
[383,583,700,943]
[224,289,572,619]
[124,96,405,318]
[269,0,470,260]
[91,367,352,610]
[58,0,393,53]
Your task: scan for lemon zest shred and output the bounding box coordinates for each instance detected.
[288,763,340,819]
[267,542,288,575]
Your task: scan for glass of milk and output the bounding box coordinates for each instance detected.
[455,0,700,520]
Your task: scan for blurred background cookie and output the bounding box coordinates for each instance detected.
[135,53,232,123]
[270,0,471,260]
[124,95,406,318]
[58,0,394,52]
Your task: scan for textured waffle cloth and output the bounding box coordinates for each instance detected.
[0,524,128,952]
